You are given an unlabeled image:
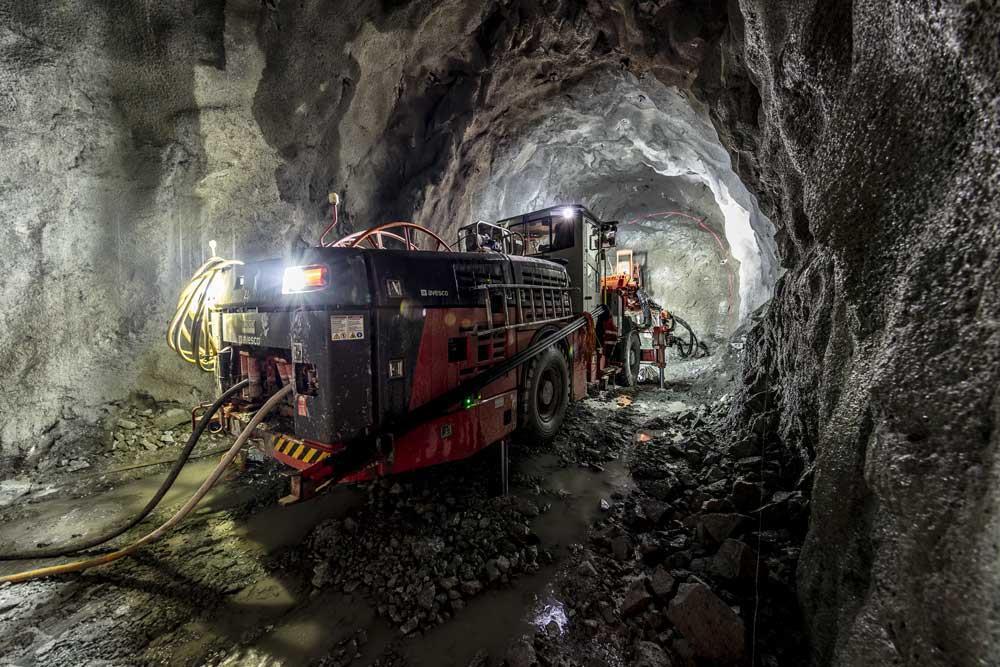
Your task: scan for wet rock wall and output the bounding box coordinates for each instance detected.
[3,2,997,664]
[0,0,289,468]
[709,1,1000,663]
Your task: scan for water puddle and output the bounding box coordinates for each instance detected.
[1,393,652,665]
[394,449,635,665]
[0,459,245,574]
[238,484,365,554]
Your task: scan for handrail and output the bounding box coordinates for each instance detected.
[470,283,577,290]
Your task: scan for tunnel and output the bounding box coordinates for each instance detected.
[0,1,998,665]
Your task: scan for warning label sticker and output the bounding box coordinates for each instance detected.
[330,315,365,342]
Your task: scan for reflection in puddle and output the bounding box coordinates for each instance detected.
[530,589,569,635]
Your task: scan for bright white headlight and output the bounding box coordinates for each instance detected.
[282,265,329,294]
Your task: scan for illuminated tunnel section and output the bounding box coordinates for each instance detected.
[434,69,778,347]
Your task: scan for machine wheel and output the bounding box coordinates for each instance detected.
[520,346,570,443]
[617,331,641,387]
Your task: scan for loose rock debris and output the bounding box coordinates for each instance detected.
[296,388,808,666]
[0,387,808,666]
[306,473,550,637]
[523,394,809,667]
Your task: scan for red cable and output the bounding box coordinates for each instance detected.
[319,196,340,247]
[622,210,736,314]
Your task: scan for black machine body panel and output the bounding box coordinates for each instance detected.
[213,247,374,444]
[365,249,513,427]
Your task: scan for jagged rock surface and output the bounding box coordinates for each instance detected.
[2,1,998,664]
[0,0,773,472]
[702,2,1000,664]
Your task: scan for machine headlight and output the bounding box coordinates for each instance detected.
[282,264,329,294]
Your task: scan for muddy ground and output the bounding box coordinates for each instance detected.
[0,359,807,666]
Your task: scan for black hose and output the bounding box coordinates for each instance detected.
[0,379,249,561]
[672,315,708,359]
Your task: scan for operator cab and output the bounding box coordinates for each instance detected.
[456,220,525,255]
[495,205,617,314]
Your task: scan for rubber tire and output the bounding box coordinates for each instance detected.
[617,331,641,387]
[520,346,571,443]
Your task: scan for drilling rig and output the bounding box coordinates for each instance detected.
[171,203,699,503]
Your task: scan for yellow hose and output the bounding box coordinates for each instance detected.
[0,385,293,584]
[167,254,243,372]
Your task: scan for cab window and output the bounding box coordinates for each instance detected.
[511,219,551,255]
[550,217,575,251]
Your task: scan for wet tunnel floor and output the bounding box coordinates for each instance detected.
[0,383,807,666]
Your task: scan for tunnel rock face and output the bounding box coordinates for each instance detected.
[0,0,741,468]
[1,1,999,664]
[711,1,1000,664]
[0,1,290,467]
[617,214,737,343]
[412,68,777,322]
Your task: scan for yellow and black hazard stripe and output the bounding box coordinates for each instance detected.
[271,435,331,465]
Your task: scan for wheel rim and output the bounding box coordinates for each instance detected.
[537,367,563,423]
[540,379,555,406]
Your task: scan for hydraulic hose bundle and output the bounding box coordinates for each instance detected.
[167,246,242,372]
[671,314,709,359]
[632,288,708,359]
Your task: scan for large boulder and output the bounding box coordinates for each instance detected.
[666,582,745,662]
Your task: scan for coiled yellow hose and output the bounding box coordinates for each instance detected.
[166,250,242,372]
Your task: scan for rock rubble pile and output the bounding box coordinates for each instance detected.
[524,400,809,666]
[307,464,550,642]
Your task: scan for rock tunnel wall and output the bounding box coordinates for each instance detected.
[414,67,778,322]
[707,1,1000,664]
[1,1,998,664]
[0,0,291,468]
